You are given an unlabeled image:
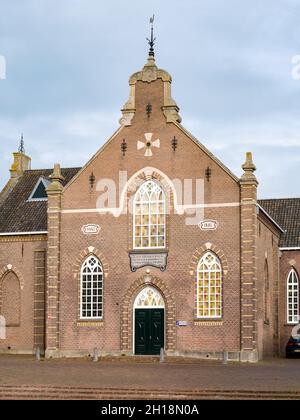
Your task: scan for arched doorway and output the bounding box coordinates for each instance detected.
[133,286,165,355]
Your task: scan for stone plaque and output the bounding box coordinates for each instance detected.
[198,220,218,231]
[81,224,101,235]
[129,252,168,272]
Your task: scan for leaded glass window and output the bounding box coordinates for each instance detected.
[134,287,165,308]
[133,181,166,249]
[80,256,103,319]
[197,252,222,319]
[287,269,299,324]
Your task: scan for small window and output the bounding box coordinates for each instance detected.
[28,177,50,201]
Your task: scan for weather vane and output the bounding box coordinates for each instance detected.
[147,15,156,57]
[18,133,25,154]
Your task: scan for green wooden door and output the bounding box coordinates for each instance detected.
[135,309,164,355]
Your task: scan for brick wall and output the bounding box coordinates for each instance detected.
[256,215,281,358]
[34,249,46,352]
[0,58,287,361]
[279,250,300,355]
[55,74,242,357]
[0,235,47,353]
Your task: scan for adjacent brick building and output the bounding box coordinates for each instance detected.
[0,49,299,361]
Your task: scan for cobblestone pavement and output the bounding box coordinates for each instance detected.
[0,355,299,395]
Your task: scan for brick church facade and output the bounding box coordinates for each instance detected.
[0,48,299,362]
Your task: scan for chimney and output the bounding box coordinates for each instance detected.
[9,135,31,179]
[0,136,31,206]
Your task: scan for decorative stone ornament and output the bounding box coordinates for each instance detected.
[240,152,258,185]
[47,163,64,193]
[199,220,219,231]
[137,133,160,157]
[81,224,101,235]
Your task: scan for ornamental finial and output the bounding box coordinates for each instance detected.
[18,134,25,154]
[240,152,258,184]
[147,15,156,57]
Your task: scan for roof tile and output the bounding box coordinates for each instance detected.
[0,168,80,233]
[258,198,300,248]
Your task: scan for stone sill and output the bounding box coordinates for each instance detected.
[194,320,223,326]
[129,248,169,254]
[77,321,104,327]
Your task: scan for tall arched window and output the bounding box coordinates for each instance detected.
[80,256,103,319]
[287,268,299,324]
[197,252,222,319]
[264,260,270,323]
[133,180,166,249]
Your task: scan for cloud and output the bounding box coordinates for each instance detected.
[0,110,118,183]
[0,0,299,199]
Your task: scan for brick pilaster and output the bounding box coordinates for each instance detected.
[240,152,259,362]
[272,238,280,356]
[45,164,64,357]
[34,249,46,352]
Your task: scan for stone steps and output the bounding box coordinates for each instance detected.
[0,385,299,400]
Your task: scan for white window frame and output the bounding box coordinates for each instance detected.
[287,268,299,325]
[133,180,166,250]
[27,177,50,202]
[197,251,223,319]
[80,255,103,320]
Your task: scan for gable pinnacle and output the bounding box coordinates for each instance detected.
[240,152,258,185]
[47,163,65,193]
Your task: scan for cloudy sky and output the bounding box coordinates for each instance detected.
[0,0,299,198]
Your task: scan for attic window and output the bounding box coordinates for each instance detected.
[28,177,50,201]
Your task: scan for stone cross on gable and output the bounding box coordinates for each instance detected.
[137,133,160,157]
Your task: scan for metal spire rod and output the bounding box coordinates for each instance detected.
[147,15,156,57]
[18,133,25,154]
